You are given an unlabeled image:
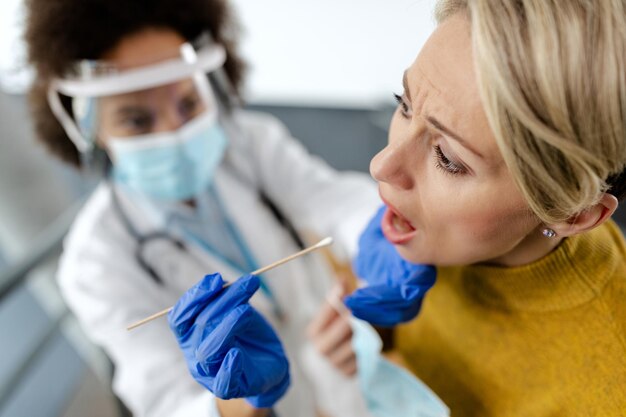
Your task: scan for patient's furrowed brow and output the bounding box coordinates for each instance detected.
[427,116,484,159]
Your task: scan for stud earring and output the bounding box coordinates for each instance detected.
[542,228,557,238]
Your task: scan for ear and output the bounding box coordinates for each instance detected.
[549,193,619,237]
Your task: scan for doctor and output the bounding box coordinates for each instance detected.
[24,0,378,416]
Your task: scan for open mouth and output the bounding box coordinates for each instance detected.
[380,200,417,245]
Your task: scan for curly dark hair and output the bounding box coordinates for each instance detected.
[25,0,246,167]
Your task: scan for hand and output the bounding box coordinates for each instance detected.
[307,283,357,377]
[344,206,436,326]
[168,273,290,408]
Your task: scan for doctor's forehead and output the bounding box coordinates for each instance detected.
[101,28,187,69]
[102,79,198,102]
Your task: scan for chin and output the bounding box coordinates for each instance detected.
[395,244,432,265]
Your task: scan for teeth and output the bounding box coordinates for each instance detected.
[392,212,412,233]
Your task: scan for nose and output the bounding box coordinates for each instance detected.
[153,105,186,133]
[370,137,414,190]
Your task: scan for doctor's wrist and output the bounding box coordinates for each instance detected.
[216,398,270,417]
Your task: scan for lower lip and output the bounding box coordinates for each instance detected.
[381,206,418,245]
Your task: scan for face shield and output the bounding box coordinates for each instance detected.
[47,36,231,200]
[48,35,227,151]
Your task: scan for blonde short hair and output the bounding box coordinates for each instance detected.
[435,0,626,224]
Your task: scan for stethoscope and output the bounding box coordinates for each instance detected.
[104,65,306,320]
[110,182,185,285]
[110,185,286,417]
[109,181,294,319]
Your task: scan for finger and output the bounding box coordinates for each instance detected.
[313,314,353,356]
[212,348,245,399]
[204,274,260,318]
[343,286,400,325]
[307,299,340,338]
[335,278,352,298]
[326,339,356,369]
[326,283,352,317]
[168,273,225,336]
[338,357,358,377]
[403,266,437,293]
[344,287,420,326]
[195,305,253,374]
[345,283,408,305]
[400,282,433,301]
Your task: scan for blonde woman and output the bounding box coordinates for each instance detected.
[340,0,626,415]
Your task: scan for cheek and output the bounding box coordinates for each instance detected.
[406,176,536,264]
[452,200,520,241]
[450,180,534,241]
[95,111,113,149]
[97,101,119,135]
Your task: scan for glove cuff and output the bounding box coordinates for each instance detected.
[244,372,290,408]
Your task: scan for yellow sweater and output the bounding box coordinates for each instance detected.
[395,221,626,416]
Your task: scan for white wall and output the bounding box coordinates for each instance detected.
[0,0,438,106]
[231,0,437,107]
[0,0,32,94]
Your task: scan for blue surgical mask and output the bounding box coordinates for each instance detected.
[352,318,450,417]
[107,111,227,201]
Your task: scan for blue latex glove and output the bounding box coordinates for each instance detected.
[168,273,290,408]
[344,205,437,326]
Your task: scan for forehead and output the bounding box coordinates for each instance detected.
[101,28,187,69]
[99,79,199,107]
[407,14,501,164]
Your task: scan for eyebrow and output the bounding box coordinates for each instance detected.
[402,70,412,103]
[426,116,484,159]
[402,69,484,159]
[113,106,153,121]
[115,106,151,115]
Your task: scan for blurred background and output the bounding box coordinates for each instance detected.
[0,0,623,416]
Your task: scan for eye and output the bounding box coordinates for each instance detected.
[118,112,155,135]
[178,93,203,119]
[393,92,411,118]
[434,145,467,176]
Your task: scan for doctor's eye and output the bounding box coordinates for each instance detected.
[179,93,203,119]
[117,110,155,134]
[393,92,411,118]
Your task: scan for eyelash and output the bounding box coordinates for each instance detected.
[392,91,467,176]
[393,92,410,116]
[434,145,466,176]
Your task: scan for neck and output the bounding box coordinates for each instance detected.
[486,225,564,267]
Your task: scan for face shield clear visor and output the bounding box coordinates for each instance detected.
[47,36,227,153]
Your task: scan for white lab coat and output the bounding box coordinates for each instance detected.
[57,110,379,417]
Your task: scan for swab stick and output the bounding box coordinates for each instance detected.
[126,237,334,331]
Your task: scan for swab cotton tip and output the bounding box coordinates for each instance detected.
[315,237,334,248]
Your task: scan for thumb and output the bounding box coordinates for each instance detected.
[169,273,225,337]
[401,265,436,300]
[205,274,260,318]
[212,348,245,399]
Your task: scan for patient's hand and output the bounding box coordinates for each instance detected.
[306,283,357,377]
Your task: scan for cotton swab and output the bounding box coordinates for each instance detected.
[126,237,334,331]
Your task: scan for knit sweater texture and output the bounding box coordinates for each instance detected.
[395,221,626,416]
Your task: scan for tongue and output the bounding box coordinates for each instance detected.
[392,212,415,233]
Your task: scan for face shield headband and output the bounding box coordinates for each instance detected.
[47,40,227,154]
